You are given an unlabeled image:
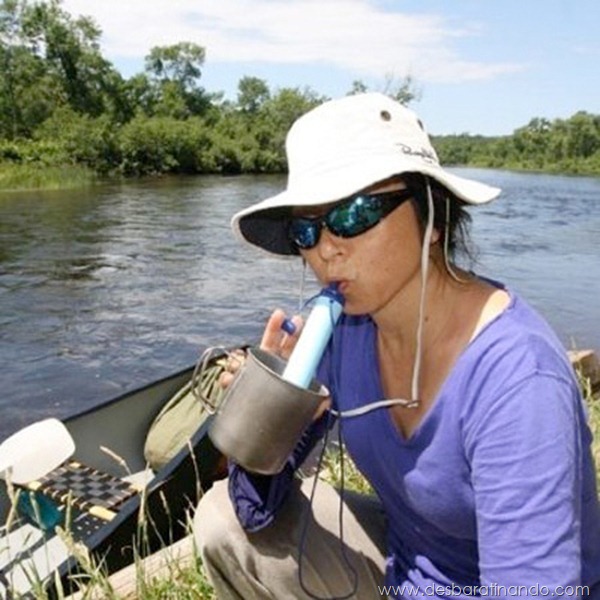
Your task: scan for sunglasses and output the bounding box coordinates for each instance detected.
[288,189,413,250]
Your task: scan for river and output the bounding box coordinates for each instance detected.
[0,169,599,438]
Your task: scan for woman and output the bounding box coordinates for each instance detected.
[194,93,600,599]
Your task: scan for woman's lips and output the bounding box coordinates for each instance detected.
[334,280,350,294]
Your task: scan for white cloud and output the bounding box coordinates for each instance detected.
[61,0,525,83]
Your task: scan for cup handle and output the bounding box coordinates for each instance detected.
[191,346,246,413]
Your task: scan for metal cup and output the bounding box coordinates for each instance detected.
[208,347,328,475]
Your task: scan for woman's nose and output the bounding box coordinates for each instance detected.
[316,227,343,261]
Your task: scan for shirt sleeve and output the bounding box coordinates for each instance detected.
[228,412,331,532]
[464,371,583,593]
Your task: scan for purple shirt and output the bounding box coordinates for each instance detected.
[230,284,600,597]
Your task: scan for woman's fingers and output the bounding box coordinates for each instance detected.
[260,309,303,360]
[278,314,303,360]
[218,371,235,389]
[218,349,247,389]
[227,349,246,371]
[259,309,286,353]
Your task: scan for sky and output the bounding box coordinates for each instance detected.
[60,0,599,136]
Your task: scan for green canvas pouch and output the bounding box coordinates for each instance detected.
[144,357,227,472]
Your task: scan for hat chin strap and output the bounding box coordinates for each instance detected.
[410,180,435,404]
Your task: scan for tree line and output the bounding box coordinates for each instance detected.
[1,0,599,184]
[434,113,600,176]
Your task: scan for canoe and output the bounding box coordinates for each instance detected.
[0,353,228,599]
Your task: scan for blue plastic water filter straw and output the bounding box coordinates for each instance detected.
[282,283,345,388]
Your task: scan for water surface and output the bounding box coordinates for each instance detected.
[1,170,598,438]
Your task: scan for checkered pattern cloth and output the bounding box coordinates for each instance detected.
[30,461,138,519]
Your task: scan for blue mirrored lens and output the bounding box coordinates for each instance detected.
[327,196,384,236]
[289,219,319,249]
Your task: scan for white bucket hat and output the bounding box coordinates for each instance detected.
[231,92,500,256]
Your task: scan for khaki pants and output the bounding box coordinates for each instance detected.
[193,477,387,599]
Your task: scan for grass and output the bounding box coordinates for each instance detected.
[317,442,374,496]
[0,163,97,191]
[7,374,600,599]
[132,561,216,600]
[580,375,600,494]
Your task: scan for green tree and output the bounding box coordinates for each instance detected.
[121,73,154,116]
[0,0,128,137]
[257,86,326,166]
[347,79,369,95]
[382,74,421,106]
[0,0,63,137]
[346,75,420,106]
[145,42,204,89]
[237,76,270,114]
[144,42,211,117]
[22,0,125,116]
[564,111,600,159]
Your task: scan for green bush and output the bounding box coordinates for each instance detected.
[117,115,213,175]
[34,107,120,174]
[0,138,69,166]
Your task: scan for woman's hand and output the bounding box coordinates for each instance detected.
[218,309,303,389]
[262,309,330,420]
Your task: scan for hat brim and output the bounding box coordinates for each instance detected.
[232,159,500,256]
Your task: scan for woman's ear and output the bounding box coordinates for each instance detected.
[430,227,441,245]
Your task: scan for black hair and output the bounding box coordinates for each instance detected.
[401,172,476,265]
